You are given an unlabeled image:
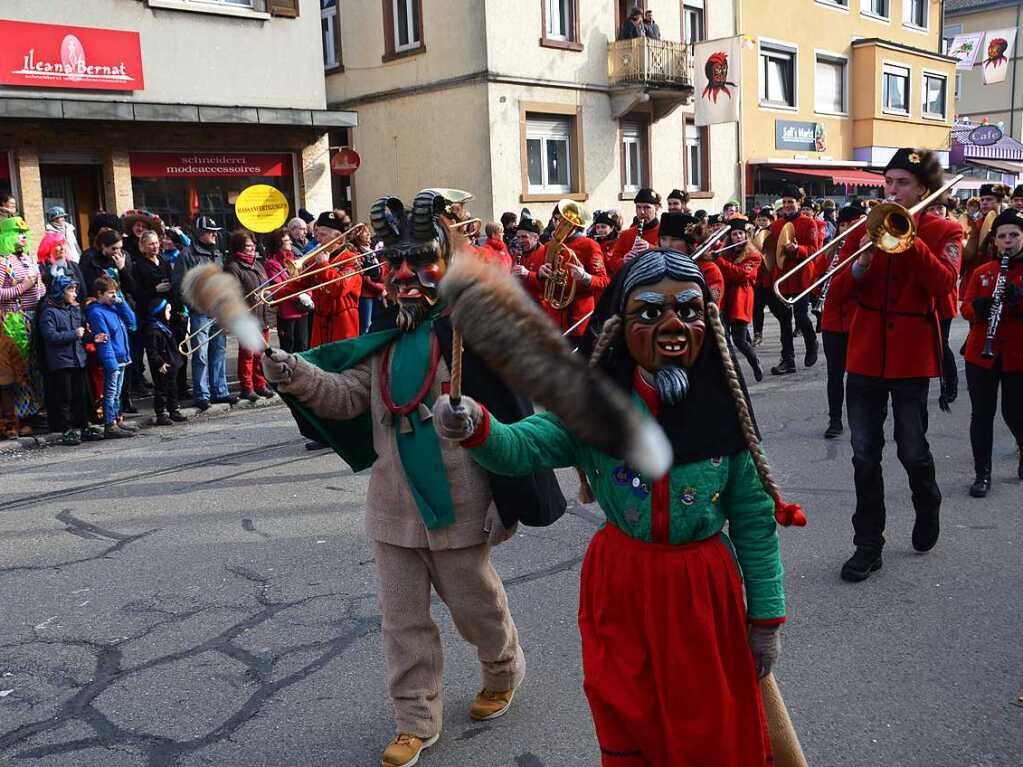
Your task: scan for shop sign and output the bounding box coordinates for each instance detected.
[0,21,143,92]
[331,149,361,176]
[969,125,1003,146]
[775,120,826,152]
[129,153,293,178]
[235,184,290,233]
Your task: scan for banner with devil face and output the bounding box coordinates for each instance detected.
[982,28,1018,85]
[694,36,742,126]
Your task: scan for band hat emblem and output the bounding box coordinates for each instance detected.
[908,153,921,164]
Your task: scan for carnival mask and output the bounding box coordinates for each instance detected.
[624,277,706,405]
[385,240,447,331]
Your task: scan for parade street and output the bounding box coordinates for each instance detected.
[0,323,1020,767]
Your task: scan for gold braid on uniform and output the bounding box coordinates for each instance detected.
[706,303,806,526]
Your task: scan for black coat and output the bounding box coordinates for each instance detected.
[38,297,87,371]
[80,248,137,305]
[143,319,184,374]
[133,254,175,314]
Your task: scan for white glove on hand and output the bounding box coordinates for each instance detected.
[748,624,781,679]
[298,292,315,312]
[261,347,297,385]
[432,394,482,442]
[483,506,517,546]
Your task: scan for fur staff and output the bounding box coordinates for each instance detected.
[439,248,672,479]
[181,263,267,353]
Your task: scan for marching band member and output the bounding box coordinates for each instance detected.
[716,218,765,381]
[670,216,726,310]
[666,188,690,214]
[962,183,1008,292]
[961,208,1023,497]
[591,209,621,260]
[768,185,821,376]
[303,212,362,347]
[264,190,565,767]
[536,207,609,339]
[511,214,546,304]
[1011,184,1023,212]
[752,207,775,346]
[813,204,865,439]
[827,148,961,582]
[433,248,802,767]
[607,188,661,277]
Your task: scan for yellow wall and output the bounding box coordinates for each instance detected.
[738,0,951,161]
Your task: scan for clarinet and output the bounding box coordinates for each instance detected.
[981,249,1013,359]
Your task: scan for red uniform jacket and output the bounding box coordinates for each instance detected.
[828,213,957,379]
[607,221,660,277]
[771,215,821,298]
[920,215,964,321]
[717,248,762,324]
[518,244,546,303]
[302,251,362,347]
[480,237,513,272]
[961,256,1023,371]
[517,237,608,335]
[698,259,725,314]
[813,235,859,334]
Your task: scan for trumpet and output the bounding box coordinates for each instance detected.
[543,199,592,311]
[772,175,964,305]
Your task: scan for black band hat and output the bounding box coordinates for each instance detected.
[658,212,695,240]
[634,188,661,206]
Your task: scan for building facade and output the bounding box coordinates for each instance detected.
[737,0,956,206]
[325,0,739,225]
[0,0,356,246]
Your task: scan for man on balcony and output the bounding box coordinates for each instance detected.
[644,9,661,40]
[618,7,646,40]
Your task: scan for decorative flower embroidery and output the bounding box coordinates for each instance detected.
[908,152,921,164]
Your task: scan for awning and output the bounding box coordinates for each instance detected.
[950,124,1023,162]
[965,158,1023,175]
[774,166,885,187]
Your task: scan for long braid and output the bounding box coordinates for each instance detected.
[706,303,805,526]
[589,314,622,368]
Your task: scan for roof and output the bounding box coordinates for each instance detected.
[946,0,1022,15]
[850,38,957,64]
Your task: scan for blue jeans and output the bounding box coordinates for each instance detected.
[103,363,127,425]
[189,314,229,402]
[359,297,375,335]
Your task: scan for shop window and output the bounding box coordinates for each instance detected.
[526,116,573,195]
[760,43,797,109]
[862,0,889,20]
[621,118,649,195]
[904,0,926,28]
[322,0,343,70]
[682,0,704,45]
[685,120,709,193]
[383,0,424,61]
[882,63,910,114]
[815,54,846,114]
[922,73,947,118]
[542,0,582,50]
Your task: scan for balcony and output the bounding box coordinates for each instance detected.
[607,38,694,123]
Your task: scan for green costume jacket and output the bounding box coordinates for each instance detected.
[466,403,785,621]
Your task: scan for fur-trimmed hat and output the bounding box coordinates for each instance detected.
[516,215,542,235]
[315,210,346,232]
[780,184,805,201]
[992,207,1023,234]
[837,204,866,225]
[658,212,695,240]
[883,148,945,193]
[727,216,750,231]
[594,210,618,229]
[1012,185,1023,199]
[667,188,689,203]
[757,206,776,219]
[979,183,1010,199]
[634,188,661,206]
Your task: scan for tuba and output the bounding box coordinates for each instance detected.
[543,199,592,311]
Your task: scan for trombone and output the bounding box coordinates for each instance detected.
[772,174,964,306]
[259,258,381,307]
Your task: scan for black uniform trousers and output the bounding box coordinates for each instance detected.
[822,331,848,422]
[277,317,310,354]
[730,320,760,372]
[965,360,1023,475]
[846,373,941,553]
[940,317,958,396]
[767,293,816,363]
[46,367,89,433]
[752,286,770,337]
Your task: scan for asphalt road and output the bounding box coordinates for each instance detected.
[1,320,1021,767]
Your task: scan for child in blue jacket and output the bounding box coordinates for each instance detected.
[85,275,137,438]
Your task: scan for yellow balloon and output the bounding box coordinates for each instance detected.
[234,184,289,233]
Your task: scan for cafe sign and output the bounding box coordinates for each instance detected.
[0,20,144,92]
[775,120,826,152]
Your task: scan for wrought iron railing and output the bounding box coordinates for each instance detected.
[608,38,693,88]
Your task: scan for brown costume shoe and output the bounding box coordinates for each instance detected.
[380,733,439,767]
[470,687,518,721]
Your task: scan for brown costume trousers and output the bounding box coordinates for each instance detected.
[374,540,524,737]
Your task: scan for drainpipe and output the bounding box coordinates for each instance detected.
[1011,2,1021,138]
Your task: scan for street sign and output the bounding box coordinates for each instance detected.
[331,149,361,176]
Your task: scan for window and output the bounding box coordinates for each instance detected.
[760,44,796,108]
[382,0,423,59]
[526,116,573,194]
[621,119,648,193]
[683,0,705,45]
[541,0,581,49]
[818,0,849,7]
[321,0,342,70]
[685,121,708,192]
[882,63,910,113]
[815,54,846,113]
[905,0,926,27]
[923,73,946,117]
[863,0,889,18]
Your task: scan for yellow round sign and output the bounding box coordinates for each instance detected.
[234,184,289,233]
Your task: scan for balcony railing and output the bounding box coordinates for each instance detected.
[608,38,693,89]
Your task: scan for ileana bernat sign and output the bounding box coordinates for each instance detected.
[0,20,143,92]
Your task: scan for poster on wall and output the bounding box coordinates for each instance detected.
[981,27,1018,84]
[694,36,741,126]
[946,32,985,69]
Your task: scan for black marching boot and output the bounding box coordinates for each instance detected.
[969,473,992,498]
[841,547,883,582]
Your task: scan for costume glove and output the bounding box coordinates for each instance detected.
[748,624,781,679]
[483,505,517,546]
[432,394,483,442]
[261,347,296,385]
[972,296,993,317]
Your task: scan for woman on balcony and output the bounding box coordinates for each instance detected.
[617,7,646,40]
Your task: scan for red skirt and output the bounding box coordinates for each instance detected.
[579,524,772,767]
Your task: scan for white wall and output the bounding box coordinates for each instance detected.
[0,0,326,109]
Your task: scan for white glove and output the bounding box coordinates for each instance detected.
[261,347,297,385]
[432,394,483,442]
[483,506,517,546]
[298,292,315,312]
